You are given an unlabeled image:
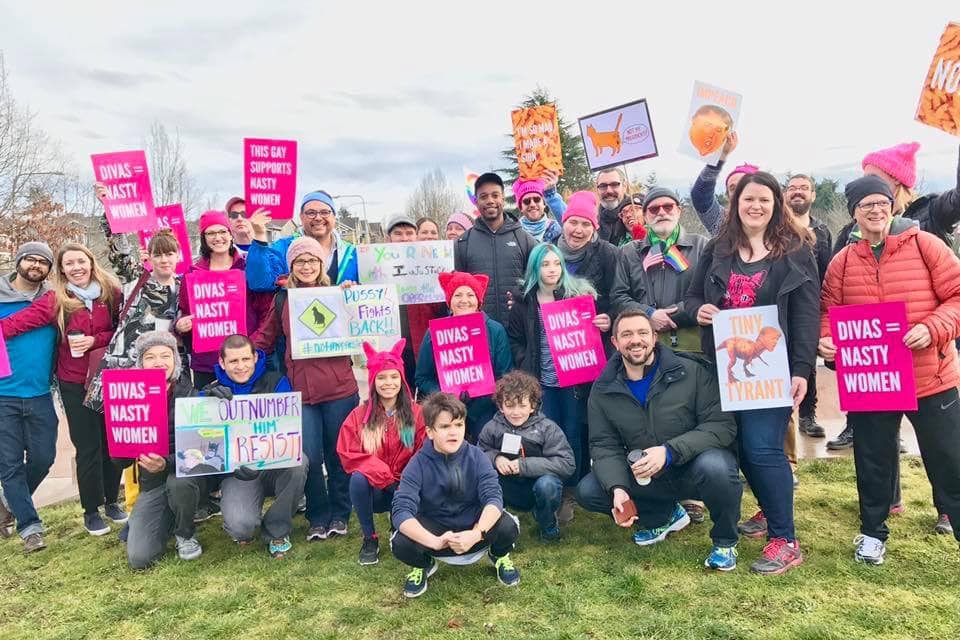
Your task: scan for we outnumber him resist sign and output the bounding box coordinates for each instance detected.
[429,312,495,397]
[244,138,298,220]
[828,302,918,412]
[91,150,157,233]
[187,270,247,353]
[102,368,169,458]
[541,296,606,387]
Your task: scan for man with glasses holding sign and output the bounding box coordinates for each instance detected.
[594,167,633,246]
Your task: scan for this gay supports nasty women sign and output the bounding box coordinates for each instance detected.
[829,301,917,412]
[244,138,297,220]
[541,296,606,387]
[102,368,169,458]
[187,270,247,353]
[429,312,495,397]
[91,150,157,233]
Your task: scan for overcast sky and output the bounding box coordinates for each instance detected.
[1,1,957,222]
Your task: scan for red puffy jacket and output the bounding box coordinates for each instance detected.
[336,402,426,489]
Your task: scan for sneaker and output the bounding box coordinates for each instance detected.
[898,439,908,454]
[176,535,203,560]
[557,490,576,525]
[23,532,46,554]
[0,500,14,538]
[403,559,438,598]
[84,511,111,536]
[798,416,826,438]
[737,510,768,539]
[934,514,954,535]
[750,538,804,575]
[827,425,854,450]
[193,501,221,523]
[327,519,348,537]
[889,502,905,515]
[489,550,521,587]
[359,536,380,565]
[682,501,706,524]
[793,473,800,490]
[704,545,738,571]
[853,534,885,565]
[296,496,307,513]
[540,524,561,542]
[306,525,328,541]
[104,502,128,523]
[118,523,129,543]
[269,536,292,559]
[633,503,690,546]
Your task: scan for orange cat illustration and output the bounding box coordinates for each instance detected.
[586,113,623,157]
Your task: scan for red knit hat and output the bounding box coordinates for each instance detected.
[562,191,599,229]
[361,338,410,423]
[862,142,920,189]
[199,210,230,234]
[437,271,489,308]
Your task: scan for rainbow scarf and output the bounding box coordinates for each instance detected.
[642,227,689,272]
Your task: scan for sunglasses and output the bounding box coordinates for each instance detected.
[521,195,543,206]
[227,210,246,219]
[646,203,677,215]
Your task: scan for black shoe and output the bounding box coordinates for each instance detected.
[193,501,221,523]
[798,417,826,438]
[104,502,128,523]
[358,536,380,565]
[827,425,854,450]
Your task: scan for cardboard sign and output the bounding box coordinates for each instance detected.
[429,312,495,397]
[138,203,192,275]
[91,150,157,233]
[541,296,606,387]
[578,99,659,172]
[102,368,169,458]
[287,284,401,359]
[174,392,303,477]
[712,305,792,411]
[186,270,247,353]
[511,104,563,180]
[915,22,960,136]
[678,82,743,165]
[357,241,455,305]
[243,138,298,220]
[829,302,918,412]
[0,332,11,379]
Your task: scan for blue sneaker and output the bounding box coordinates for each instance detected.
[633,503,690,546]
[488,550,520,587]
[540,524,561,542]
[269,536,292,559]
[704,545,738,571]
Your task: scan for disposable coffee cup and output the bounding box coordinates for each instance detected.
[627,449,650,486]
[67,331,86,358]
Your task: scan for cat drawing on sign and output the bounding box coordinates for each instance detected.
[586,113,623,158]
[312,307,326,327]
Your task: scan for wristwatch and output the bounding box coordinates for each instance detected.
[644,305,656,318]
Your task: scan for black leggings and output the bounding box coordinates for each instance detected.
[60,382,122,514]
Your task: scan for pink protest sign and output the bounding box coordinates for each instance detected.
[541,295,606,387]
[138,204,193,275]
[0,332,11,378]
[90,150,157,233]
[829,301,918,412]
[429,312,495,397]
[187,270,247,353]
[103,368,169,458]
[244,138,298,220]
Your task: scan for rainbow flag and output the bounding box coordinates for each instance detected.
[643,244,689,272]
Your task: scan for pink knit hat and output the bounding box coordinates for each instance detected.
[286,236,325,268]
[562,191,599,229]
[725,163,759,189]
[361,339,410,422]
[862,142,920,189]
[446,211,474,233]
[199,210,231,234]
[513,178,545,205]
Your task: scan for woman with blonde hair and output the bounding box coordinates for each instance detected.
[1,243,123,536]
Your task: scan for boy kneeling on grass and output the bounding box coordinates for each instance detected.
[390,393,520,598]
[478,371,574,541]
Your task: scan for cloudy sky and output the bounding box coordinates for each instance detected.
[1,1,957,222]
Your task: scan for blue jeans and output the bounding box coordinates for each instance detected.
[541,386,583,486]
[500,474,563,532]
[0,395,58,537]
[301,393,359,527]
[737,406,794,541]
[349,472,396,538]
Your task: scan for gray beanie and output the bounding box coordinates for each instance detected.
[642,187,682,211]
[15,241,54,267]
[133,330,182,382]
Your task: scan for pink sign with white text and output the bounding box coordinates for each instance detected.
[187,270,247,353]
[829,301,917,412]
[243,138,298,220]
[91,150,157,233]
[429,312,495,397]
[138,204,193,275]
[541,296,606,387]
[103,368,169,458]
[0,332,11,378]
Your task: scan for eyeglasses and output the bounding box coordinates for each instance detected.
[646,203,677,215]
[227,210,246,219]
[785,185,811,193]
[203,230,231,238]
[521,195,543,206]
[292,257,322,268]
[856,199,893,212]
[302,209,334,220]
[20,256,51,268]
[596,181,622,191]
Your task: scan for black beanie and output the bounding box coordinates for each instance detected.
[845,176,894,217]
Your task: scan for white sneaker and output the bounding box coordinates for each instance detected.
[854,534,885,565]
[176,535,203,561]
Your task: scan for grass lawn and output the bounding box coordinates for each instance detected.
[1,456,958,640]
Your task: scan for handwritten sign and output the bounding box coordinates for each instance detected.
[174,392,303,477]
[287,284,401,359]
[429,312,495,397]
[541,296,606,387]
[0,332,10,379]
[244,138,298,220]
[102,368,169,458]
[829,302,917,412]
[578,99,659,172]
[187,270,247,353]
[357,240,454,305]
[138,203,192,275]
[90,150,157,233]
[511,104,563,180]
[712,305,791,411]
[915,22,960,137]
[678,82,743,165]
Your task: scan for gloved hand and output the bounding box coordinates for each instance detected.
[459,390,471,404]
[203,383,233,400]
[233,465,261,481]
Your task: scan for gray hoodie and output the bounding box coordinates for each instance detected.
[0,272,49,304]
[477,411,575,480]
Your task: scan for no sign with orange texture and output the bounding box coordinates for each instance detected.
[916,22,960,136]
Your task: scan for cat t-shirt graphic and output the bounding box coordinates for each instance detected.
[722,269,768,309]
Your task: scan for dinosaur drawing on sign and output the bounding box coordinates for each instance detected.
[716,326,782,383]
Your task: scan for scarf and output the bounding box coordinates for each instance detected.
[642,226,689,272]
[849,218,894,249]
[520,216,548,241]
[67,282,102,311]
[558,234,591,265]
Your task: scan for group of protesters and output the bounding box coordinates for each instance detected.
[1,130,959,598]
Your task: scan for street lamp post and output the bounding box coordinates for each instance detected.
[332,194,369,243]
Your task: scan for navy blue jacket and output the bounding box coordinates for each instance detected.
[212,348,292,395]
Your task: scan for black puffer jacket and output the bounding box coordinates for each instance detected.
[562,238,620,317]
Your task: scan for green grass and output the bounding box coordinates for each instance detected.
[1,457,958,640]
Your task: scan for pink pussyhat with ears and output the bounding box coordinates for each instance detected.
[362,338,409,423]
